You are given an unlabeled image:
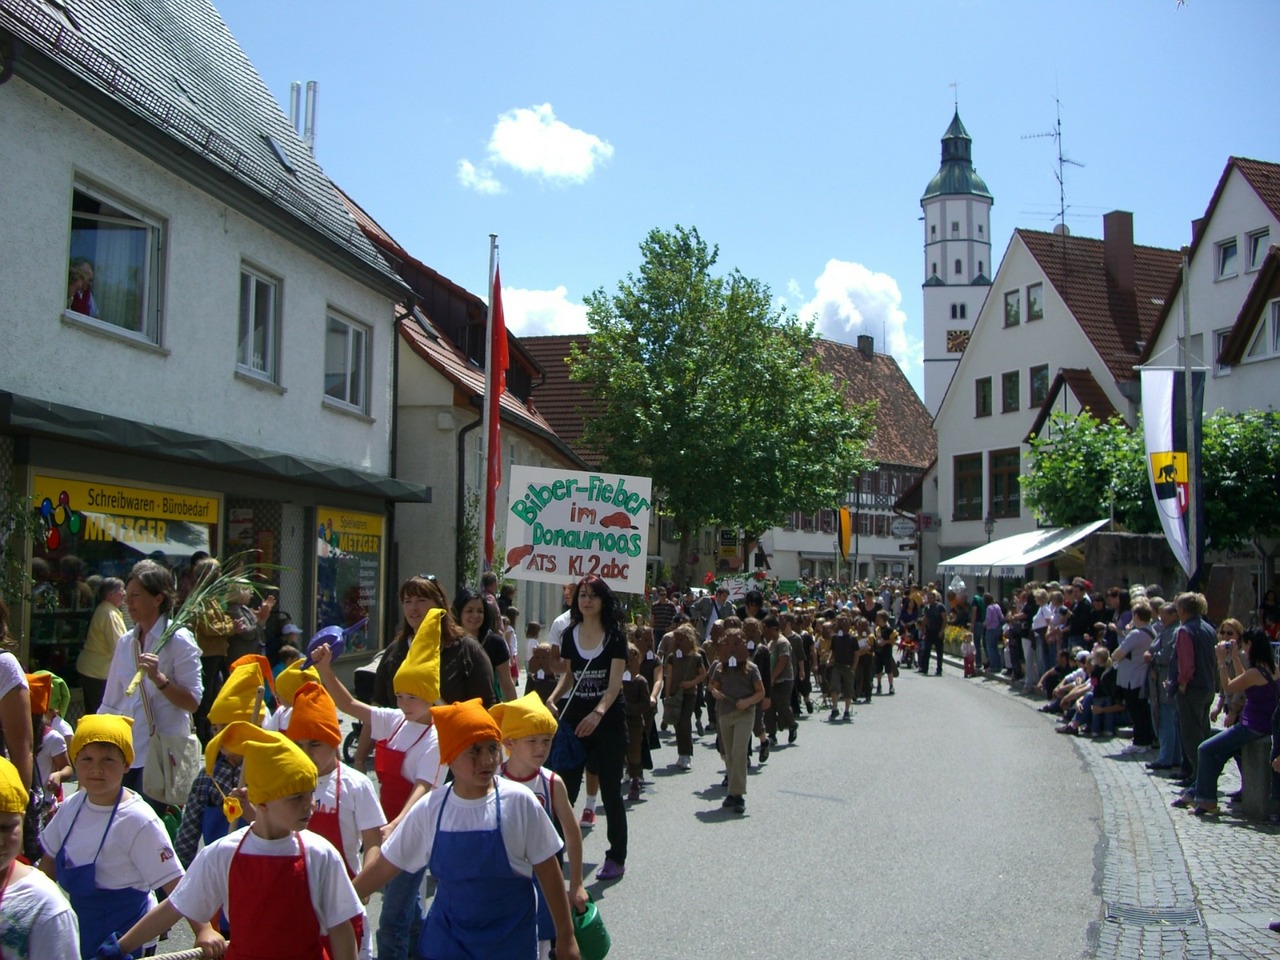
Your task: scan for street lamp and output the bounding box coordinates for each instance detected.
[984,513,995,543]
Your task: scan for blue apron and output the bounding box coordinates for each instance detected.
[55,790,152,960]
[422,780,537,960]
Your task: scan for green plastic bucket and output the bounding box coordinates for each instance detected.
[573,897,611,959]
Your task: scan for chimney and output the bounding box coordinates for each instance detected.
[303,81,318,153]
[288,81,302,135]
[1103,210,1139,349]
[857,334,874,358]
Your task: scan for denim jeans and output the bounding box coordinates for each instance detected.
[1192,722,1268,804]
[1153,697,1181,767]
[983,627,1002,672]
[377,864,425,960]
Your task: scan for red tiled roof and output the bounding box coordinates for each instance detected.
[398,311,586,465]
[1018,229,1181,382]
[1024,368,1122,442]
[520,335,601,466]
[1218,244,1280,365]
[1139,157,1280,363]
[810,339,936,468]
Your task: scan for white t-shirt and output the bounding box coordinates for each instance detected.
[313,764,386,874]
[546,610,572,655]
[50,715,74,741]
[35,729,68,790]
[382,780,562,879]
[0,867,80,960]
[1033,603,1053,632]
[0,654,26,700]
[168,827,362,934]
[368,707,446,787]
[41,791,182,908]
[263,705,291,732]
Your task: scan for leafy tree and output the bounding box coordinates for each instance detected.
[570,226,874,586]
[1023,409,1280,552]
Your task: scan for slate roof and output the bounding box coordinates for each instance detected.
[1138,156,1280,363]
[0,0,397,284]
[521,334,936,472]
[1024,368,1121,442]
[1218,244,1280,366]
[520,335,600,466]
[1017,228,1182,382]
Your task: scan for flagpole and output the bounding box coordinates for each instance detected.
[1180,248,1199,588]
[479,234,498,586]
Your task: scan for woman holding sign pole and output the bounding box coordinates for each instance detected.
[546,575,629,881]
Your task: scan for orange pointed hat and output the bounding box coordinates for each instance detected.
[430,697,501,767]
[286,681,341,748]
[25,673,51,716]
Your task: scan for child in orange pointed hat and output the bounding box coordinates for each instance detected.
[312,609,447,960]
[26,672,72,814]
[285,681,386,960]
[354,699,581,960]
[111,723,363,960]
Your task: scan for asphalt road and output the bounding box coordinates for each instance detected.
[121,666,1106,959]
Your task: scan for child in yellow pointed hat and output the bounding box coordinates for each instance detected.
[353,697,580,960]
[207,660,269,726]
[113,721,363,960]
[0,756,81,957]
[284,681,386,949]
[270,657,321,733]
[26,672,72,807]
[45,714,201,958]
[491,692,588,949]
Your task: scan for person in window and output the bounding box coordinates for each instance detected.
[66,258,98,318]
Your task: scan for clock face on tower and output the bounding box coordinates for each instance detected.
[946,329,970,353]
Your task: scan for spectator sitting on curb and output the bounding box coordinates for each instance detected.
[1056,646,1122,738]
[1041,650,1092,716]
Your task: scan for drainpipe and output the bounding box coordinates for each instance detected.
[456,402,483,593]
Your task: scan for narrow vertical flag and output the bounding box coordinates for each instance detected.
[837,506,852,561]
[1140,368,1204,578]
[484,265,508,569]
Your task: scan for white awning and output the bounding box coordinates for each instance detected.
[937,519,1109,578]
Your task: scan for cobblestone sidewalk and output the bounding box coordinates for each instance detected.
[962,668,1279,959]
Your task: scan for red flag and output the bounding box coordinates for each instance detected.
[484,266,508,568]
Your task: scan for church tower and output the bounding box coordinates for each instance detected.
[921,110,993,415]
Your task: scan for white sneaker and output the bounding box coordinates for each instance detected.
[677,755,691,770]
[1120,743,1148,755]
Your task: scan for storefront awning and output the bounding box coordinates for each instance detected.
[937,519,1109,578]
[1,391,429,503]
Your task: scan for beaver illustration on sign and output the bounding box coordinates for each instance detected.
[599,511,638,530]
[505,544,534,572]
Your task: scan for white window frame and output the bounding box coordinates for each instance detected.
[1247,229,1270,272]
[1242,300,1280,364]
[323,311,370,414]
[237,263,281,382]
[1215,238,1238,280]
[65,181,165,346]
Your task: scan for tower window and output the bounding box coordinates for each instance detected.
[978,225,984,237]
[951,304,958,319]
[931,225,937,239]
[954,259,962,276]
[932,262,938,276]
[960,304,967,320]
[951,221,959,236]
[978,260,984,274]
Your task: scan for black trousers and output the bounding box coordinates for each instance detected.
[920,634,943,672]
[558,714,628,865]
[1123,685,1155,746]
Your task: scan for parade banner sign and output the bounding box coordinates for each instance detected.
[504,466,652,594]
[1140,369,1204,578]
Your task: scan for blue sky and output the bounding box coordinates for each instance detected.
[215,0,1279,397]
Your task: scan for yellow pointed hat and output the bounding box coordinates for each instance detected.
[0,756,28,815]
[205,722,317,805]
[276,658,321,706]
[208,661,269,726]
[394,607,442,703]
[490,691,558,741]
[228,654,276,698]
[71,714,135,767]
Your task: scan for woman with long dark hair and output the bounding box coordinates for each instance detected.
[453,586,517,703]
[546,575,629,881]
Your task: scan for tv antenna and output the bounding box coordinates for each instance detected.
[1021,97,1085,236]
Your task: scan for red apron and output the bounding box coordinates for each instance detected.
[307,765,364,952]
[373,717,429,819]
[226,830,329,960]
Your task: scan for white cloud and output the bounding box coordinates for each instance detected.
[460,104,612,192]
[501,285,589,337]
[796,259,924,379]
[456,159,503,195]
